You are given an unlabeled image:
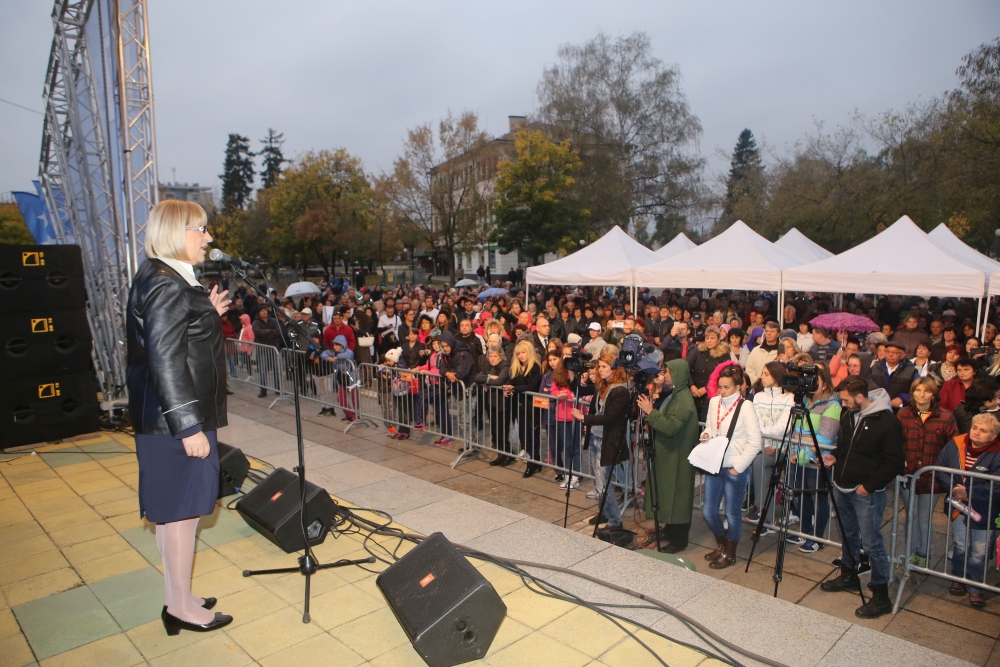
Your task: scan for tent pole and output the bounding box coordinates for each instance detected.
[976,297,983,339]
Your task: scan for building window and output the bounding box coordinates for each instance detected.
[489,250,496,269]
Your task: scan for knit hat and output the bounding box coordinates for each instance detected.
[385,347,402,363]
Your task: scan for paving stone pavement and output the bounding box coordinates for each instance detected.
[0,380,981,666]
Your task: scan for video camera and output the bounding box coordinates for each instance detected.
[564,349,594,373]
[780,362,820,400]
[616,334,653,371]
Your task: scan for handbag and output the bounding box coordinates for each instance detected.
[688,399,744,475]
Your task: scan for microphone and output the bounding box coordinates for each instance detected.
[208,248,253,268]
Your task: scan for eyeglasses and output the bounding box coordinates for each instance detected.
[185,226,208,233]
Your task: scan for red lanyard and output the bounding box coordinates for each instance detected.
[716,396,741,430]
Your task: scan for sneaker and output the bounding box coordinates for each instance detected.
[397,433,410,440]
[785,535,806,546]
[554,474,565,483]
[586,488,600,500]
[758,526,776,537]
[908,553,927,568]
[518,449,526,458]
[558,475,578,490]
[745,506,761,523]
[569,477,581,490]
[970,592,986,607]
[799,540,823,553]
[787,513,800,524]
[414,423,426,430]
[433,438,453,447]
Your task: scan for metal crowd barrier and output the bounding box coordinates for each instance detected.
[693,437,907,564]
[225,339,288,408]
[893,465,1000,613]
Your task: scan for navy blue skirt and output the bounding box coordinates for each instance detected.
[135,430,219,523]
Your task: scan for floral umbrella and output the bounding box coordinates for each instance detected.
[809,313,880,333]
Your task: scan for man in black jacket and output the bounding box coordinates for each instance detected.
[868,342,918,409]
[820,377,905,619]
[252,309,282,398]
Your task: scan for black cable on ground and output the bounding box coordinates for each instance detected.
[343,507,787,667]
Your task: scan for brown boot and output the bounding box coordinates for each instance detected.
[704,534,726,561]
[710,539,738,569]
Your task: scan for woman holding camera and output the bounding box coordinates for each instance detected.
[126,200,233,634]
[573,348,631,531]
[699,365,762,568]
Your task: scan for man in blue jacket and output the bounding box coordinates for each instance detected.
[935,413,1000,607]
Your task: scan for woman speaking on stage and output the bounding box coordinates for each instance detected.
[126,200,234,635]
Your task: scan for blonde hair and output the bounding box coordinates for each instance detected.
[508,340,538,377]
[971,412,1000,437]
[145,200,206,261]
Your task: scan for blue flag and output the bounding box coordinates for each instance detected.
[12,190,47,244]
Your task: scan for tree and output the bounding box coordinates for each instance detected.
[259,129,288,190]
[651,211,698,247]
[267,149,372,275]
[386,111,496,281]
[535,31,706,238]
[491,129,588,259]
[368,176,404,271]
[206,206,245,258]
[220,133,255,210]
[716,129,766,233]
[0,204,34,245]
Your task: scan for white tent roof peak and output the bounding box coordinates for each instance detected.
[927,223,1000,295]
[525,224,662,287]
[654,232,697,258]
[783,215,986,297]
[634,220,806,290]
[774,227,834,262]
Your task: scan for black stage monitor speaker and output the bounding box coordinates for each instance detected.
[376,532,507,667]
[235,467,337,553]
[1,372,100,449]
[217,442,250,498]
[1,309,93,379]
[0,245,87,312]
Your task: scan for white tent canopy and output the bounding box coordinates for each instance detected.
[634,220,806,291]
[782,216,985,297]
[525,225,662,287]
[927,223,1000,295]
[774,228,833,263]
[654,232,697,258]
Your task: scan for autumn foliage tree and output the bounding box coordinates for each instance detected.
[267,149,372,275]
[491,129,588,260]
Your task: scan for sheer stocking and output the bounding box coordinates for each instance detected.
[156,518,212,624]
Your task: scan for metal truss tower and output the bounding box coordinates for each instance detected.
[38,0,158,401]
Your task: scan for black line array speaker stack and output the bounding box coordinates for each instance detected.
[0,245,99,449]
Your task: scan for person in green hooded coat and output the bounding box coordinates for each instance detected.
[636,357,700,552]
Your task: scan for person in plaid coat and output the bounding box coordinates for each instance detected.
[897,376,956,565]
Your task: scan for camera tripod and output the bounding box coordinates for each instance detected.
[744,397,866,605]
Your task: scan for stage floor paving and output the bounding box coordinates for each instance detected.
[0,382,982,666]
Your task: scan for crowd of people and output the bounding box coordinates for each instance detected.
[212,272,1000,618]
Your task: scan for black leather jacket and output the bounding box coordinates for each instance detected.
[126,258,228,435]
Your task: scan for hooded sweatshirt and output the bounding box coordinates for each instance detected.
[831,388,905,493]
[440,331,476,386]
[238,313,255,353]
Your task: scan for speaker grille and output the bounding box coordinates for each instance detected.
[377,533,484,638]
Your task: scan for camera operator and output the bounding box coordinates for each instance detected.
[636,358,700,552]
[699,365,762,569]
[572,348,630,532]
[820,377,904,619]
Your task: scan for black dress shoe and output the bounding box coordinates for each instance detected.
[498,455,515,467]
[162,610,233,636]
[489,455,506,466]
[257,390,267,398]
[161,597,218,618]
[523,465,539,478]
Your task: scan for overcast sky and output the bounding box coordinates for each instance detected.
[2,1,998,204]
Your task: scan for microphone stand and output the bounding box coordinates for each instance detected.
[229,261,373,623]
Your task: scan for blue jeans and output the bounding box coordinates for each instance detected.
[834,487,890,586]
[951,517,996,594]
[590,435,623,527]
[553,421,581,474]
[791,465,829,538]
[902,489,938,559]
[703,467,752,542]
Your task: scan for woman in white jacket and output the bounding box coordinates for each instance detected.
[747,362,795,524]
[700,365,762,569]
